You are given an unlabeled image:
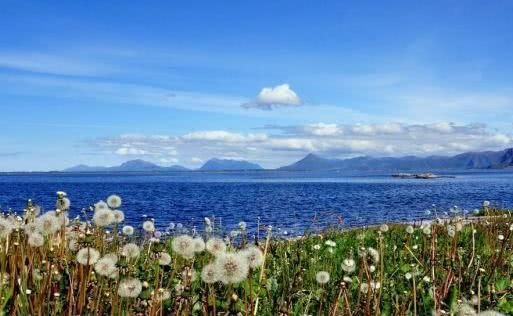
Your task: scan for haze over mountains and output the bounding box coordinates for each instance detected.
[63,148,513,172]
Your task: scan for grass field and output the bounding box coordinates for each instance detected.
[0,193,512,315]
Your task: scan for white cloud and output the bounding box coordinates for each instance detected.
[304,123,341,136]
[115,146,147,156]
[242,84,301,110]
[182,130,267,143]
[191,157,203,164]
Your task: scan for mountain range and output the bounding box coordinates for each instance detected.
[63,148,513,172]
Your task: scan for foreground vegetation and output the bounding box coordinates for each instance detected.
[0,194,512,315]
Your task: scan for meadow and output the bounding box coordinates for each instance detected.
[0,193,512,315]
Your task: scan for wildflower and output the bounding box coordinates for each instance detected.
[172,235,195,259]
[483,200,491,207]
[117,278,142,298]
[93,209,114,227]
[121,243,140,259]
[201,263,218,284]
[369,265,376,272]
[380,224,389,232]
[325,240,336,247]
[107,195,122,209]
[36,213,60,235]
[315,271,330,284]
[94,256,117,277]
[60,197,71,210]
[341,258,356,273]
[406,225,414,234]
[241,246,264,269]
[423,276,431,283]
[370,281,381,289]
[192,237,206,253]
[448,226,456,238]
[76,247,100,265]
[95,200,109,211]
[214,252,249,284]
[118,225,132,236]
[313,244,321,250]
[498,234,505,241]
[112,210,125,224]
[360,283,369,293]
[155,288,171,302]
[423,226,432,235]
[28,233,45,247]
[238,221,247,231]
[0,218,14,239]
[142,220,155,232]
[206,237,227,256]
[405,272,412,280]
[158,252,172,266]
[343,276,353,283]
[367,247,380,263]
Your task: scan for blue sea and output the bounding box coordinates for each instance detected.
[1,170,512,236]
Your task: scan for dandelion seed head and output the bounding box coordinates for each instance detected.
[121,243,141,259]
[315,271,330,284]
[0,218,14,239]
[142,220,155,232]
[94,256,117,277]
[206,238,227,256]
[112,210,125,223]
[341,258,356,273]
[214,252,249,284]
[36,213,61,236]
[158,252,172,266]
[192,237,206,253]
[93,209,114,227]
[241,246,264,269]
[122,225,134,236]
[380,224,389,232]
[107,195,122,209]
[406,225,414,234]
[172,235,195,259]
[28,233,45,247]
[76,247,100,265]
[117,278,142,298]
[201,263,218,284]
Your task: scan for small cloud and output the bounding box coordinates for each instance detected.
[160,157,179,164]
[115,145,147,156]
[242,84,301,110]
[191,157,203,164]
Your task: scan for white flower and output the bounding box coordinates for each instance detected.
[369,265,376,272]
[423,226,432,235]
[94,256,118,277]
[238,221,247,231]
[483,200,491,207]
[206,238,227,256]
[24,222,39,236]
[0,218,14,239]
[193,237,206,253]
[498,234,505,241]
[61,197,71,210]
[214,252,249,284]
[95,200,109,211]
[158,252,172,266]
[367,247,380,263]
[315,271,330,284]
[36,213,60,235]
[28,233,45,247]
[406,225,414,234]
[241,246,264,269]
[122,225,134,236]
[117,278,142,298]
[313,244,321,250]
[380,224,389,232]
[448,226,456,238]
[405,272,412,280]
[56,191,67,197]
[201,263,218,284]
[142,221,155,232]
[509,223,513,231]
[423,276,431,283]
[172,235,195,259]
[341,258,356,273]
[93,209,114,227]
[360,283,369,293]
[76,247,100,265]
[107,195,122,209]
[112,210,125,224]
[325,240,336,247]
[121,243,141,259]
[204,217,212,226]
[155,288,171,302]
[370,281,381,289]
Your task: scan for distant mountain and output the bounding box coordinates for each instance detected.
[63,159,189,172]
[199,158,263,171]
[279,148,513,171]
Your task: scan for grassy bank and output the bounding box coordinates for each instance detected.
[1,193,512,315]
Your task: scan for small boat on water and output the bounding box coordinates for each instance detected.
[392,172,455,179]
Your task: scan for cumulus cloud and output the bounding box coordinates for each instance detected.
[88,122,513,168]
[242,84,301,110]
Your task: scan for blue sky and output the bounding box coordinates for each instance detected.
[1,0,513,170]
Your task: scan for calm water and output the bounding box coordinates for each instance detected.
[1,170,512,236]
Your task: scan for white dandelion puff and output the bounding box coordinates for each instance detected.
[483,200,491,207]
[76,247,100,265]
[206,238,227,256]
[214,252,249,284]
[158,252,172,266]
[93,209,114,227]
[95,200,109,211]
[367,247,380,263]
[142,220,155,232]
[316,271,330,284]
[117,278,142,298]
[121,243,141,259]
[0,218,14,239]
[107,195,122,209]
[201,263,218,284]
[406,225,414,234]
[341,258,356,273]
[193,237,206,253]
[36,213,60,236]
[238,221,247,231]
[325,240,336,247]
[241,246,264,269]
[112,210,125,224]
[94,256,118,277]
[28,233,45,247]
[122,225,134,236]
[380,224,389,232]
[172,235,195,259]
